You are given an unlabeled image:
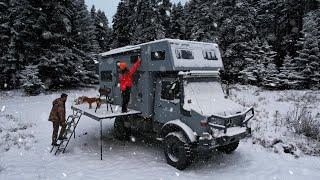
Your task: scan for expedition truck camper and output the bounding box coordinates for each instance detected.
[96,39,254,170]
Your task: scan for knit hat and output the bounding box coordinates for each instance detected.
[119,62,127,70]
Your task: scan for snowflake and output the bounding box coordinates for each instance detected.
[99,22,104,27]
[130,136,136,142]
[166,10,171,16]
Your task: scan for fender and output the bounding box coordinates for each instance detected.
[161,119,197,143]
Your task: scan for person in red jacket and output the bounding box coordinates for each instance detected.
[117,57,142,113]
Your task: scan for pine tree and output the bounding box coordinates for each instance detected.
[20,65,44,95]
[112,0,130,48]
[35,0,98,90]
[112,0,136,48]
[91,6,113,52]
[0,0,10,59]
[254,0,307,66]
[216,0,257,79]
[156,0,172,36]
[71,0,100,53]
[305,10,320,89]
[169,2,186,39]
[263,62,282,89]
[131,0,165,44]
[187,0,218,42]
[239,38,277,86]
[0,0,13,88]
[282,9,320,89]
[278,55,304,89]
[1,0,44,89]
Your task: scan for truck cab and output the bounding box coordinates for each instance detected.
[99,39,254,170]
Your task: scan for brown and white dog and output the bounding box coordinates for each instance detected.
[74,96,101,109]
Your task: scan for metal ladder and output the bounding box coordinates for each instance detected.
[50,110,83,155]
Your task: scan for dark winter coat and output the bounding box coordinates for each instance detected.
[119,59,142,92]
[48,98,66,123]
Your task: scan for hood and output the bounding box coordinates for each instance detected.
[183,81,245,116]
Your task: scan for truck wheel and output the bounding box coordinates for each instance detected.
[164,132,192,170]
[113,117,130,140]
[217,141,239,154]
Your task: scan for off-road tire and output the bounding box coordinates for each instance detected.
[113,116,130,140]
[217,141,239,154]
[164,132,192,170]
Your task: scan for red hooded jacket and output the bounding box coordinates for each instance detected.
[119,59,142,92]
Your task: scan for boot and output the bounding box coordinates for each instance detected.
[51,142,59,146]
[58,137,67,141]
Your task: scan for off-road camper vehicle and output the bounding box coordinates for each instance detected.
[98,39,254,170]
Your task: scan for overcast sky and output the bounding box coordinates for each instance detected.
[85,0,189,24]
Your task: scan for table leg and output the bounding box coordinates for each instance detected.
[100,120,103,160]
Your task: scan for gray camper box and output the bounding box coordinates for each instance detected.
[98,39,254,170]
[99,39,224,117]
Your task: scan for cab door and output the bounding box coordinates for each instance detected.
[154,78,181,124]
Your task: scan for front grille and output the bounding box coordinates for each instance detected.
[209,114,244,128]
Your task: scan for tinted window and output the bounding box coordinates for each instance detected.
[203,50,218,60]
[175,49,194,60]
[161,81,180,100]
[100,71,112,82]
[151,51,165,61]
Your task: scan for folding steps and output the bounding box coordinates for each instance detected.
[50,111,83,155]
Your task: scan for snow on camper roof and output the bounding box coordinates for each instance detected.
[100,45,141,57]
[100,39,218,57]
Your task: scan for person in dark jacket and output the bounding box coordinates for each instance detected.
[48,93,68,146]
[117,57,142,113]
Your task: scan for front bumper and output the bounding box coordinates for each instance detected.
[194,107,254,152]
[195,127,251,152]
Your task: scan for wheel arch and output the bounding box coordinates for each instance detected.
[160,120,197,143]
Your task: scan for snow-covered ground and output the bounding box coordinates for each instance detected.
[1,87,320,180]
[229,85,320,156]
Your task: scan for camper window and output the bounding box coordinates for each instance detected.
[100,71,112,82]
[203,50,218,60]
[175,49,194,60]
[161,81,180,101]
[151,51,165,61]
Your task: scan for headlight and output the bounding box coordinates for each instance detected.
[211,128,225,137]
[199,132,212,140]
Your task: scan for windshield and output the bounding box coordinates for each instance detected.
[183,80,244,116]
